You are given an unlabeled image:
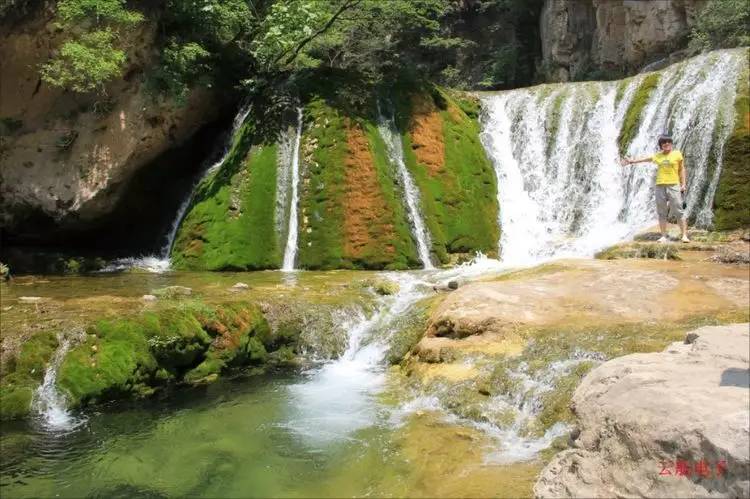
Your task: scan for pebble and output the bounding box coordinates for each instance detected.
[142,294,157,302]
[231,282,249,290]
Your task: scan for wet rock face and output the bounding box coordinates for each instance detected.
[534,324,750,498]
[0,7,220,243]
[541,0,701,81]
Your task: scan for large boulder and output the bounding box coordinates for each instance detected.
[0,6,220,242]
[535,323,750,498]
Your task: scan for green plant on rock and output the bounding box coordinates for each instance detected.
[689,0,750,53]
[0,331,59,420]
[41,0,143,93]
[171,117,283,270]
[397,87,499,263]
[618,72,660,154]
[713,50,750,230]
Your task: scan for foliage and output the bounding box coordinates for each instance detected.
[41,29,128,93]
[40,0,143,93]
[689,0,750,53]
[147,41,211,103]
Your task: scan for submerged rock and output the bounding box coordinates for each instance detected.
[231,282,250,290]
[151,286,192,298]
[534,323,750,498]
[141,294,157,302]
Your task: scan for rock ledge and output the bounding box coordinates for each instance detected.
[535,323,750,498]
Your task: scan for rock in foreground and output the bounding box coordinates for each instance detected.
[535,324,750,498]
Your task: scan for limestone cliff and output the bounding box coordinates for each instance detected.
[0,6,221,244]
[541,0,702,81]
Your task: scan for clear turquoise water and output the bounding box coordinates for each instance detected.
[1,370,415,498]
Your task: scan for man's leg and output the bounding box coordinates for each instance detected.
[655,186,669,241]
[667,185,689,242]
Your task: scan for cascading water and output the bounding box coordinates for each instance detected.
[285,272,430,444]
[376,102,435,269]
[163,104,253,258]
[102,105,252,273]
[480,48,745,264]
[31,331,85,431]
[281,108,304,271]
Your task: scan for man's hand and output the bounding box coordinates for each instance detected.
[620,157,631,166]
[680,184,686,193]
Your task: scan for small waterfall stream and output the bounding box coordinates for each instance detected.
[376,103,435,269]
[31,331,85,431]
[102,105,252,273]
[281,108,304,271]
[480,48,744,264]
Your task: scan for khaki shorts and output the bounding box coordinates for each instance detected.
[655,184,684,222]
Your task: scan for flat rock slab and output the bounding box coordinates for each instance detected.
[534,323,750,498]
[424,259,749,339]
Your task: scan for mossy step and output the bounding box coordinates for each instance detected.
[0,300,298,419]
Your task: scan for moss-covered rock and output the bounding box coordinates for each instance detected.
[595,242,681,260]
[171,118,282,270]
[296,99,420,270]
[51,300,288,409]
[397,87,499,263]
[171,85,498,271]
[0,331,59,420]
[713,49,750,230]
[618,72,660,154]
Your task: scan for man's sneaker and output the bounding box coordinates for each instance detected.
[681,235,690,243]
[657,236,669,244]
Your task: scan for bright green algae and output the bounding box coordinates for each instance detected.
[171,120,282,270]
[714,48,750,230]
[171,87,499,271]
[56,300,278,408]
[0,332,58,420]
[397,88,499,263]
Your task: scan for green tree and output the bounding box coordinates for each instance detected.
[689,0,750,52]
[41,0,143,93]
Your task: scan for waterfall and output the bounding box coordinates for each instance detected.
[376,102,435,269]
[162,104,253,258]
[31,331,85,431]
[480,48,744,264]
[281,108,304,271]
[286,273,430,444]
[102,104,252,273]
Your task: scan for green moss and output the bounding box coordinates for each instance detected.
[54,300,282,406]
[296,99,348,269]
[546,90,567,155]
[614,76,634,107]
[397,87,499,263]
[0,331,59,420]
[58,319,156,405]
[171,119,282,270]
[618,72,661,154]
[533,361,596,435]
[713,49,750,230]
[595,242,681,260]
[361,121,420,270]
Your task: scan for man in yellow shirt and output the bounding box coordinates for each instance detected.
[623,134,690,243]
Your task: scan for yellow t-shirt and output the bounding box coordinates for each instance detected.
[651,150,683,185]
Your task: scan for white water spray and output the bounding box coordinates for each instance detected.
[31,332,85,431]
[377,102,435,269]
[285,272,430,444]
[480,48,745,263]
[281,108,304,271]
